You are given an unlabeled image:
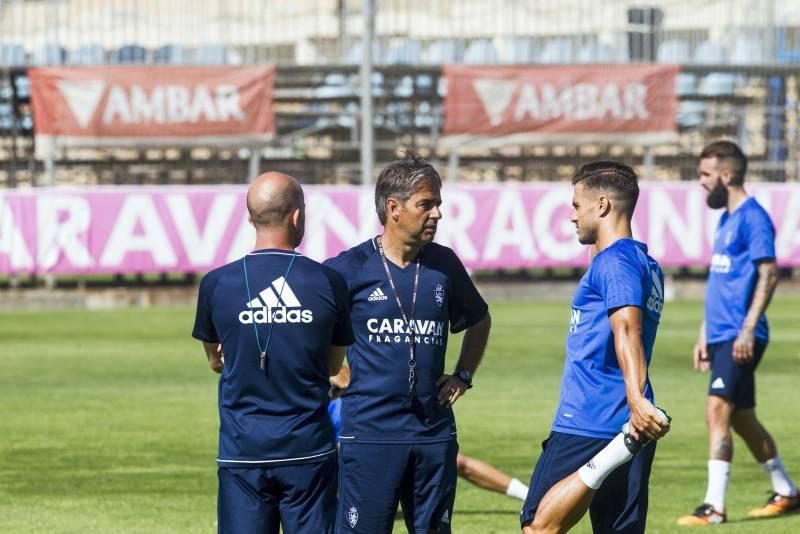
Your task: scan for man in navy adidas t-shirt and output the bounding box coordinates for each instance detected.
[520,161,670,534]
[192,172,353,534]
[677,141,798,525]
[324,155,491,533]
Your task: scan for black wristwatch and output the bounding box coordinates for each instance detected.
[454,369,473,389]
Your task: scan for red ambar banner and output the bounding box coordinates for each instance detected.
[29,66,275,148]
[443,64,678,142]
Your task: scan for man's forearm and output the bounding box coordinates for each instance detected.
[742,262,778,329]
[609,308,647,401]
[455,312,491,374]
[202,341,224,373]
[616,327,648,403]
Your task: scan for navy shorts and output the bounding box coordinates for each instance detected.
[337,440,458,534]
[217,453,337,534]
[707,338,767,409]
[521,432,655,534]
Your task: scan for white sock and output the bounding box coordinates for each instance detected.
[578,433,635,490]
[505,478,529,501]
[760,456,798,497]
[703,460,731,512]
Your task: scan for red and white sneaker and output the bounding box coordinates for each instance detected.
[676,503,726,526]
[747,492,800,518]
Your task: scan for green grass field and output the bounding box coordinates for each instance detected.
[2,298,800,533]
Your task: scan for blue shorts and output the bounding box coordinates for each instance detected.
[217,453,337,534]
[337,440,458,534]
[521,431,655,533]
[707,339,767,409]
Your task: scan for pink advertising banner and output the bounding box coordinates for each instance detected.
[2,183,800,275]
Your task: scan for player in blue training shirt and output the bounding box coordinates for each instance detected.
[521,161,671,534]
[677,141,799,526]
[192,172,353,534]
[325,154,492,533]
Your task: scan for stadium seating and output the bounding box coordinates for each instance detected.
[495,38,537,64]
[539,38,574,64]
[676,101,707,129]
[194,44,228,65]
[675,73,698,96]
[576,41,618,63]
[730,35,766,64]
[698,73,738,96]
[693,41,736,96]
[69,44,106,65]
[463,39,498,64]
[693,41,727,64]
[114,44,148,64]
[32,44,67,65]
[0,43,27,66]
[421,40,461,64]
[385,39,422,65]
[657,39,690,63]
[344,40,384,65]
[154,44,190,64]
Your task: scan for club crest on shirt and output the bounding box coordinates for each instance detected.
[348,506,359,528]
[434,283,445,308]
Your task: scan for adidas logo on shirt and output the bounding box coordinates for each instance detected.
[647,270,664,314]
[711,377,726,389]
[238,276,314,324]
[368,287,388,302]
[710,253,732,274]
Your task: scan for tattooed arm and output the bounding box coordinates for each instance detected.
[733,260,778,364]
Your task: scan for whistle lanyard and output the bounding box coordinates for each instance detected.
[242,251,298,371]
[376,236,421,399]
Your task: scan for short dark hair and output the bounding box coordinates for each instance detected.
[375,153,442,225]
[572,161,640,216]
[700,140,747,186]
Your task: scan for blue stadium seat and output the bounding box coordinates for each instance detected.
[195,44,228,65]
[114,44,147,64]
[676,73,697,96]
[344,40,384,65]
[676,101,706,129]
[692,41,736,96]
[32,44,67,65]
[314,73,357,98]
[69,44,106,65]
[731,35,765,64]
[577,41,618,63]
[463,40,498,64]
[495,38,537,64]
[385,39,421,64]
[422,40,460,64]
[693,41,727,64]
[154,44,190,64]
[699,73,737,96]
[657,39,690,63]
[14,75,30,99]
[0,103,12,126]
[539,38,574,64]
[0,43,27,66]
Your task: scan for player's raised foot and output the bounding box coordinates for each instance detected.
[747,492,800,518]
[676,503,726,526]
